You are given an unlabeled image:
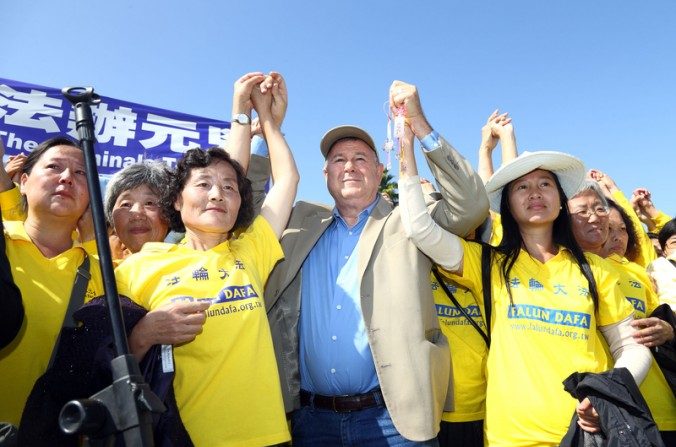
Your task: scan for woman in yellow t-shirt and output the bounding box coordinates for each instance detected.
[599,200,676,443]
[0,136,104,425]
[115,72,298,447]
[397,135,652,446]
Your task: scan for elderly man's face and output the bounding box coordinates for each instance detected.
[324,139,383,212]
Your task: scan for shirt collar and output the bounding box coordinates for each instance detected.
[332,196,380,228]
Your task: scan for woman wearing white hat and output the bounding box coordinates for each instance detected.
[396,128,652,446]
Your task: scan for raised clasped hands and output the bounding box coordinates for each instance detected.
[389,80,432,138]
[250,71,287,130]
[480,109,514,153]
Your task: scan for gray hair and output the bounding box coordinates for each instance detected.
[104,160,173,225]
[571,180,608,207]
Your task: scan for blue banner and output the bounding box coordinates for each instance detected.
[0,77,231,176]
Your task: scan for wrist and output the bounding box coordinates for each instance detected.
[261,119,282,135]
[479,142,497,154]
[231,102,252,116]
[644,205,659,217]
[408,116,433,139]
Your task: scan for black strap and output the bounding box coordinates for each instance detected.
[48,253,90,369]
[432,268,489,346]
[481,244,492,347]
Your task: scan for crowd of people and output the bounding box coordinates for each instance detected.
[0,72,674,447]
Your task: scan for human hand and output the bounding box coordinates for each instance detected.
[632,317,675,347]
[420,178,437,196]
[251,74,274,123]
[632,187,659,218]
[5,153,27,183]
[77,205,95,243]
[129,300,210,358]
[232,72,265,116]
[576,398,601,433]
[389,80,432,138]
[250,117,262,137]
[480,110,513,153]
[588,169,618,197]
[266,71,287,128]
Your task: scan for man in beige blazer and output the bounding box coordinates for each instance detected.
[264,81,489,445]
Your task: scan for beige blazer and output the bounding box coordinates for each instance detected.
[263,137,489,441]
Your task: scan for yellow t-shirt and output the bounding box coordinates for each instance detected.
[488,211,502,246]
[0,221,103,424]
[605,255,676,431]
[432,272,488,422]
[115,216,289,447]
[450,240,633,447]
[653,211,672,233]
[0,186,26,222]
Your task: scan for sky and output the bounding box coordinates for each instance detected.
[2,0,675,217]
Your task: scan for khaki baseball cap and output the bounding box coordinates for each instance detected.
[320,125,377,159]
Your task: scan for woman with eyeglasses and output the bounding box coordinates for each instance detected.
[568,181,675,442]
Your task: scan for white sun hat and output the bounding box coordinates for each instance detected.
[485,151,586,212]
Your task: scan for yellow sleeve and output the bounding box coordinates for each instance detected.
[611,190,655,268]
[652,211,672,233]
[0,185,26,222]
[488,212,503,247]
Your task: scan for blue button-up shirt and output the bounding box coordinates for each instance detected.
[299,198,380,395]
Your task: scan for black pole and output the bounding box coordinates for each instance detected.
[59,87,164,447]
[63,88,129,354]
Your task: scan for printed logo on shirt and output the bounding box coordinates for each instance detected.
[436,304,485,327]
[553,284,567,295]
[628,280,642,289]
[442,282,458,293]
[626,297,646,314]
[507,304,591,329]
[166,276,180,286]
[528,279,544,291]
[509,278,521,288]
[213,284,259,304]
[168,286,263,317]
[192,267,209,281]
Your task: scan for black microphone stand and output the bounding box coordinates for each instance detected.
[58,87,165,447]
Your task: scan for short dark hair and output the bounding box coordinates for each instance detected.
[21,136,81,175]
[163,147,253,233]
[606,199,638,261]
[658,218,676,251]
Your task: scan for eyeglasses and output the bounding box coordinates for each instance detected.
[571,206,610,219]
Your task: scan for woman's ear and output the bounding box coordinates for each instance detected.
[19,173,29,194]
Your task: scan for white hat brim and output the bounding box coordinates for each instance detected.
[485,151,585,212]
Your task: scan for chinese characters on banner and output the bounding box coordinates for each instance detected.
[0,77,232,179]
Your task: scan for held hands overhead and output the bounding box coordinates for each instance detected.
[480,109,513,154]
[233,71,287,131]
[389,80,432,139]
